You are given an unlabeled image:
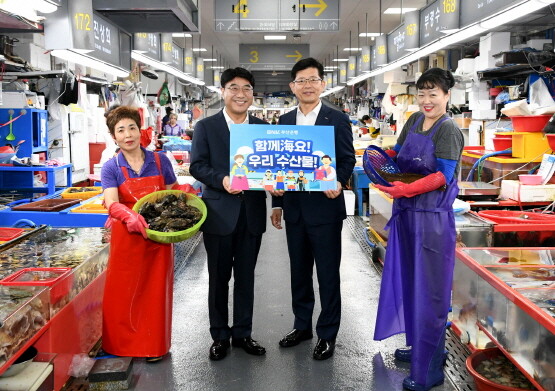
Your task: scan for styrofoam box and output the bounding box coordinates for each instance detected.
[344,190,355,216]
[500,180,555,202]
[390,83,408,95]
[457,58,475,74]
[14,43,51,71]
[479,32,511,54]
[383,68,407,83]
[474,54,497,71]
[526,39,551,51]
[472,109,497,120]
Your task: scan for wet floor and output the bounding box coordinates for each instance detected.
[128,215,462,391]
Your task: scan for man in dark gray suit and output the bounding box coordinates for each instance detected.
[271,58,356,360]
[190,68,267,361]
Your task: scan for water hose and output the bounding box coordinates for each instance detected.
[465,149,512,181]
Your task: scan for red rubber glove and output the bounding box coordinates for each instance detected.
[384,149,397,158]
[108,202,148,239]
[375,171,446,199]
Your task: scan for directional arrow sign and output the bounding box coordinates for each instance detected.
[286,50,303,61]
[300,0,328,16]
[240,44,309,71]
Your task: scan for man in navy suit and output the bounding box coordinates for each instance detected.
[271,57,355,360]
[190,68,267,361]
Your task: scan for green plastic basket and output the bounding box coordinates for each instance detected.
[132,190,207,243]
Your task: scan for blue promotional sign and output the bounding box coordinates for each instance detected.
[229,124,337,191]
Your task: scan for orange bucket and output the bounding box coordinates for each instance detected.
[465,348,535,391]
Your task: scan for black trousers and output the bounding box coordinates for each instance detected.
[285,219,343,340]
[203,203,262,341]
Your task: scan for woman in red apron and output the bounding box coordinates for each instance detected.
[101,106,177,362]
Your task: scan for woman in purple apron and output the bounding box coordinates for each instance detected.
[374,68,464,391]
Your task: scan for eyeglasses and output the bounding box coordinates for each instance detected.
[292,78,323,85]
[226,85,254,94]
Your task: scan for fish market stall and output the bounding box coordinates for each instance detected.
[452,247,555,391]
[0,227,109,390]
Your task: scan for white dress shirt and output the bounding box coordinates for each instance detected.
[223,108,249,128]
[295,101,322,126]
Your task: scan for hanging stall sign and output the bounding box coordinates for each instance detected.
[214,70,221,86]
[229,124,337,192]
[44,0,94,51]
[332,72,338,87]
[194,57,204,81]
[92,13,120,66]
[420,0,460,46]
[134,33,161,61]
[404,10,420,50]
[339,62,347,84]
[239,44,309,71]
[326,72,333,88]
[371,45,377,70]
[215,0,339,32]
[360,46,371,72]
[184,48,194,74]
[119,32,132,70]
[160,34,183,71]
[387,24,406,62]
[375,35,388,66]
[347,56,357,79]
[460,0,521,27]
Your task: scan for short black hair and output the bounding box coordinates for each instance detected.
[416,68,455,94]
[290,57,324,81]
[220,67,255,88]
[165,107,173,114]
[362,115,370,122]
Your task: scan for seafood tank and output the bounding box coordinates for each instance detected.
[0,285,49,368]
[453,248,555,390]
[0,227,109,316]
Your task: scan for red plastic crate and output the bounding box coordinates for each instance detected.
[0,228,24,241]
[0,267,73,304]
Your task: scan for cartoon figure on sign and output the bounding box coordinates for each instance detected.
[296,170,308,191]
[318,155,337,191]
[286,170,296,191]
[231,154,250,190]
[263,169,275,191]
[275,169,285,191]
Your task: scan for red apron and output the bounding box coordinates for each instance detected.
[102,153,174,357]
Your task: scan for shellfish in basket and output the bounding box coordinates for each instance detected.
[138,193,203,232]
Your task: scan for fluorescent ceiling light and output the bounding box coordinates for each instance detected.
[210,66,224,69]
[172,33,192,37]
[202,58,217,61]
[343,48,362,51]
[320,85,344,97]
[35,0,58,13]
[324,67,338,70]
[51,49,129,78]
[192,48,207,52]
[264,35,287,40]
[132,51,205,85]
[207,86,222,94]
[359,33,382,37]
[384,7,417,14]
[332,58,349,62]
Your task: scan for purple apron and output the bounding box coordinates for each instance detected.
[374,114,458,387]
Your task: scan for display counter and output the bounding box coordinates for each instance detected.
[452,247,555,391]
[0,192,108,227]
[0,227,109,390]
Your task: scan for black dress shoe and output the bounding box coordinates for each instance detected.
[278,329,313,347]
[209,339,230,361]
[232,337,266,356]
[313,338,335,360]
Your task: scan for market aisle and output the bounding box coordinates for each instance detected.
[128,216,459,391]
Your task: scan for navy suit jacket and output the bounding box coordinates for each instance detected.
[190,111,267,236]
[272,104,356,225]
